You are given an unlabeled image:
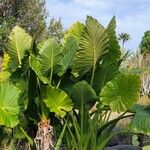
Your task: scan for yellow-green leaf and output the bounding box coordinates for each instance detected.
[0,82,21,128]
[100,74,141,112]
[7,26,32,67]
[44,86,73,117]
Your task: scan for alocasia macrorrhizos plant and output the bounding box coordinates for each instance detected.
[0,16,149,150]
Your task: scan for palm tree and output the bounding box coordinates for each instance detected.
[118,33,131,49]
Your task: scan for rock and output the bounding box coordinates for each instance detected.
[105,145,142,150]
[107,128,132,146]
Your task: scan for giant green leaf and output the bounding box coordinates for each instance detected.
[38,38,62,75]
[93,62,120,95]
[44,86,73,117]
[7,26,32,67]
[29,55,49,84]
[0,82,21,128]
[1,53,10,71]
[104,16,121,62]
[0,71,11,81]
[92,17,121,94]
[64,21,85,44]
[58,37,78,76]
[70,81,97,109]
[72,16,109,78]
[130,105,150,135]
[100,74,141,112]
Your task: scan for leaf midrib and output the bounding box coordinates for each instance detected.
[90,28,97,86]
[15,33,21,65]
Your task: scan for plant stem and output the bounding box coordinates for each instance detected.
[80,92,84,149]
[50,50,54,85]
[50,68,53,85]
[37,78,48,119]
[65,119,78,149]
[90,66,95,86]
[55,123,67,150]
[56,78,62,89]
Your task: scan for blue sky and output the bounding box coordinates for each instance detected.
[46,0,150,51]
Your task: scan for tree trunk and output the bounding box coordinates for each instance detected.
[34,119,55,150]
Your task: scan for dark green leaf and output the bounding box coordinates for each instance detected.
[70,81,97,109]
[131,104,150,135]
[58,37,78,76]
[29,55,49,84]
[38,38,62,75]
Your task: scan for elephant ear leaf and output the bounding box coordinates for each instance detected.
[0,82,21,128]
[93,62,120,95]
[64,21,85,44]
[7,26,32,68]
[70,81,97,109]
[104,16,121,62]
[72,16,109,77]
[100,74,141,112]
[130,104,150,135]
[29,55,49,84]
[38,38,62,75]
[92,17,121,94]
[44,86,73,117]
[58,37,78,76]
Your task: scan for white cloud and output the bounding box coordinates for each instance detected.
[73,0,114,9]
[46,0,114,26]
[46,0,150,50]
